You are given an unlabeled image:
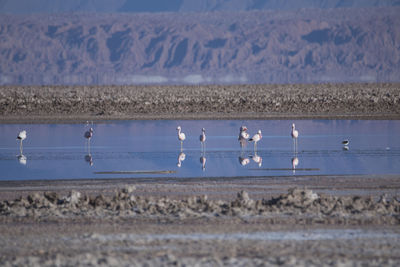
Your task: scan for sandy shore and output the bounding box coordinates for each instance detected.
[1,83,400,266]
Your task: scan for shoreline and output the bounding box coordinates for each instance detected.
[1,83,399,123]
[1,112,400,124]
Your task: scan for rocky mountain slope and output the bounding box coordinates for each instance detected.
[0,8,399,84]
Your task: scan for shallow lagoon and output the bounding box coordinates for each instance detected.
[1,120,400,181]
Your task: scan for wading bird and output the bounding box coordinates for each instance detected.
[84,128,93,140]
[238,126,250,141]
[17,130,27,153]
[177,126,186,151]
[84,127,93,147]
[291,123,299,152]
[200,128,206,151]
[249,130,262,150]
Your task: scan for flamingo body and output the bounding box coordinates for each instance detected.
[177,126,186,141]
[84,128,93,139]
[238,126,250,140]
[17,130,27,141]
[291,123,299,152]
[291,124,299,139]
[17,130,27,152]
[249,130,262,149]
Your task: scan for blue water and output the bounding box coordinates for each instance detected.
[1,120,400,181]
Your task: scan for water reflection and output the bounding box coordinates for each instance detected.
[291,156,299,174]
[250,151,262,167]
[17,153,27,165]
[239,156,250,166]
[200,154,206,171]
[85,154,93,166]
[1,120,400,180]
[177,152,186,167]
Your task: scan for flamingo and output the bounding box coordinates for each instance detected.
[84,128,93,140]
[84,127,93,151]
[177,152,186,167]
[17,130,27,153]
[177,126,186,151]
[200,128,206,151]
[291,123,299,152]
[249,130,262,150]
[238,126,250,141]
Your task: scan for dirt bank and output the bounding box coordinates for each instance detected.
[1,184,400,266]
[1,83,400,122]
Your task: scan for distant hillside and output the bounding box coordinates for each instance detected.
[0,0,399,13]
[0,8,399,84]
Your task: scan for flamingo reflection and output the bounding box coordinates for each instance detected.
[177,152,186,167]
[200,154,206,171]
[250,151,262,167]
[17,153,27,165]
[291,156,299,174]
[85,154,93,166]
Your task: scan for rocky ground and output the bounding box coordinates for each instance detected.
[1,177,400,266]
[1,83,400,122]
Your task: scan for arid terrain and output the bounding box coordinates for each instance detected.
[1,176,400,266]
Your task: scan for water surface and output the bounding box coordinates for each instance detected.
[1,120,399,181]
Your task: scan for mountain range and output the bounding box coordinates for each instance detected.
[0,2,399,84]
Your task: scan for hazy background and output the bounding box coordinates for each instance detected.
[0,0,399,85]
